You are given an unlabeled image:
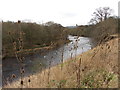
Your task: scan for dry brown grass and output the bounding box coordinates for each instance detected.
[4,35,118,88]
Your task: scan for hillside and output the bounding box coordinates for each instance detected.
[2,21,69,58]
[4,34,118,88]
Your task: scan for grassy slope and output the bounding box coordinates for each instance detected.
[5,35,118,88]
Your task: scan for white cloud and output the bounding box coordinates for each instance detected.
[0,0,119,26]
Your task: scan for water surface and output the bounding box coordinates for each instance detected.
[3,35,93,85]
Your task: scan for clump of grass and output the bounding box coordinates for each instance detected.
[81,69,118,88]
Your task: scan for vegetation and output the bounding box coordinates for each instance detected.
[2,21,68,58]
[3,16,118,58]
[4,36,118,88]
[65,17,118,43]
[3,7,119,88]
[89,7,113,24]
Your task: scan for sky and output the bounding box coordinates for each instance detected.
[0,0,119,26]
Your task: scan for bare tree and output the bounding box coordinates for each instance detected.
[89,7,113,24]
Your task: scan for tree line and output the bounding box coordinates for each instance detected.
[2,7,119,58]
[2,21,68,57]
[65,7,118,43]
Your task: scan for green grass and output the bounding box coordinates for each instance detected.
[80,69,118,88]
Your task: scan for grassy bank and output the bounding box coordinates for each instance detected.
[3,39,70,58]
[4,34,118,88]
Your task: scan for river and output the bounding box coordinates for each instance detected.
[2,35,94,86]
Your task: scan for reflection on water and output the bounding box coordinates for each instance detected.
[2,35,93,85]
[43,35,92,66]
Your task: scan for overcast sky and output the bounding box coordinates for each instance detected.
[0,0,119,26]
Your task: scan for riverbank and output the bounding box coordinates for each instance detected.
[2,36,92,86]
[3,21,69,59]
[4,34,118,88]
[3,39,70,59]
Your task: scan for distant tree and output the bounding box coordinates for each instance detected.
[45,21,55,26]
[89,7,113,24]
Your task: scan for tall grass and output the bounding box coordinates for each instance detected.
[3,17,119,88]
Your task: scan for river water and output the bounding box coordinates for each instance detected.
[2,35,94,85]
